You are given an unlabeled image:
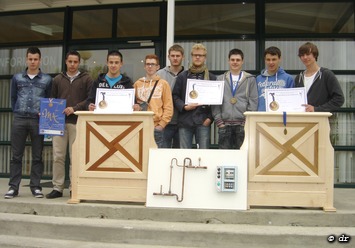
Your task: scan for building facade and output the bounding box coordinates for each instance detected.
[0,0,354,185]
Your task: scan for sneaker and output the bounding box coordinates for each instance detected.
[46,190,63,199]
[32,188,44,198]
[4,188,18,199]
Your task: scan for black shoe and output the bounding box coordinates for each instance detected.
[32,188,44,198]
[4,188,18,199]
[46,190,63,199]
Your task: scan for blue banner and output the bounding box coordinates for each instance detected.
[39,98,66,136]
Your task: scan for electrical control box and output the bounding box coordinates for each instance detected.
[216,166,238,192]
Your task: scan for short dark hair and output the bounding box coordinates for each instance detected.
[66,50,81,61]
[298,42,319,61]
[168,44,184,56]
[107,50,123,62]
[264,46,281,58]
[26,47,41,58]
[228,48,244,60]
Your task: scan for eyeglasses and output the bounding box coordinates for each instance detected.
[192,54,206,58]
[145,63,157,67]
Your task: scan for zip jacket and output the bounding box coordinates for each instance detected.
[51,71,93,124]
[212,71,258,127]
[86,73,133,108]
[295,67,344,112]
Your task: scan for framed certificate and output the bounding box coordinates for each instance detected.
[39,98,66,136]
[265,87,307,112]
[185,79,224,105]
[94,88,135,113]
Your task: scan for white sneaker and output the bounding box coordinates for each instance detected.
[32,189,44,198]
[4,188,18,199]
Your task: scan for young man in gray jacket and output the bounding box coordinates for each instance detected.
[157,44,185,148]
[212,48,258,149]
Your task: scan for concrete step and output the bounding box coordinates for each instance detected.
[0,235,185,248]
[1,199,355,228]
[1,213,354,247]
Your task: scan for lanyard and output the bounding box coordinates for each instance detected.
[229,71,242,96]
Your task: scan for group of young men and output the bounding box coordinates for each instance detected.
[4,41,344,199]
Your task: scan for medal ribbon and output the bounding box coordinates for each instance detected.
[229,71,242,96]
[283,111,287,128]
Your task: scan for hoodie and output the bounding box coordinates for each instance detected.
[212,71,258,126]
[86,73,133,108]
[295,67,344,112]
[256,67,294,111]
[134,75,173,128]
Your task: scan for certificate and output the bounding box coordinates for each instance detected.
[265,87,307,112]
[94,88,135,114]
[39,98,66,136]
[185,79,224,105]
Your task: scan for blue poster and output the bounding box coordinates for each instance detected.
[39,98,66,136]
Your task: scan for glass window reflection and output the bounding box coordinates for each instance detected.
[0,12,64,43]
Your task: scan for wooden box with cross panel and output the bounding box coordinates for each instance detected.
[68,111,157,204]
[241,112,336,211]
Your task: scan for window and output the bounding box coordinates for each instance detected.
[0,46,63,76]
[175,3,255,35]
[178,40,256,71]
[265,2,354,33]
[265,40,355,70]
[117,7,160,37]
[0,12,64,43]
[72,9,112,39]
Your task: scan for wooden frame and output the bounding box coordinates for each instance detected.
[68,111,157,204]
[241,112,336,211]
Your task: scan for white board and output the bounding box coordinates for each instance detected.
[146,149,247,210]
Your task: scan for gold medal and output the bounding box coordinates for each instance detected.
[269,93,279,111]
[48,98,53,107]
[230,98,237,104]
[189,90,198,99]
[99,92,107,109]
[189,83,198,99]
[269,101,279,111]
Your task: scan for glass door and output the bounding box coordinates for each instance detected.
[69,44,156,83]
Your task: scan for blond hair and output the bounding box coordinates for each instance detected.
[191,43,207,55]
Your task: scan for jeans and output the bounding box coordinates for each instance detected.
[9,116,44,192]
[162,124,180,148]
[52,123,76,192]
[154,128,164,148]
[179,125,210,149]
[218,125,245,149]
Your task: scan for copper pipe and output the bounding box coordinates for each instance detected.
[153,157,207,202]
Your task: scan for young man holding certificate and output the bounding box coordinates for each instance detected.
[5,47,52,199]
[256,46,294,111]
[172,43,217,149]
[212,49,258,149]
[46,50,93,199]
[87,50,133,111]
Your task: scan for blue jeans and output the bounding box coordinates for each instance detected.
[154,128,164,148]
[218,125,245,149]
[162,124,180,148]
[179,125,210,149]
[9,116,44,191]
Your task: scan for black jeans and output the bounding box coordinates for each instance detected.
[218,125,245,149]
[161,124,180,148]
[9,116,44,191]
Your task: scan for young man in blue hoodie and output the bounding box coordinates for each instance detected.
[256,46,294,111]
